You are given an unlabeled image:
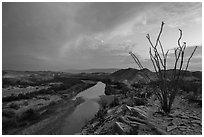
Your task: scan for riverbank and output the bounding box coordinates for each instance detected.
[23,97,85,135]
[2,81,97,135]
[12,81,105,135]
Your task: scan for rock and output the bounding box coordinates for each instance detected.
[114,122,132,135]
[119,116,146,126]
[115,105,124,114]
[171,110,182,117]
[92,121,100,127]
[189,115,200,120]
[191,120,201,126]
[179,128,186,132]
[125,105,148,119]
[39,109,48,115]
[107,108,115,115]
[180,115,189,119]
[181,119,189,124]
[104,115,114,122]
[178,126,187,131]
[167,122,174,126]
[166,125,177,132]
[164,117,173,121]
[192,123,198,127]
[120,116,167,135]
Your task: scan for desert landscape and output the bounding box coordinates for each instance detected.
[2,68,202,135]
[2,2,202,135]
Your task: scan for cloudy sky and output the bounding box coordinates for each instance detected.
[2,2,202,71]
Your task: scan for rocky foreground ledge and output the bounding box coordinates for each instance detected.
[81,94,202,135]
[81,104,167,135]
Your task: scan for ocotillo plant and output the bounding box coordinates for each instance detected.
[129,22,197,113]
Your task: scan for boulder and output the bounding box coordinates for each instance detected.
[125,105,149,119]
[166,125,178,132]
[114,122,132,135]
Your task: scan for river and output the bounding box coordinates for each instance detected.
[61,81,106,134]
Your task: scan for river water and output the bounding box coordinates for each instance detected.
[62,82,106,134]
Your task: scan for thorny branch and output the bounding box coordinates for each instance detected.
[129,21,198,113]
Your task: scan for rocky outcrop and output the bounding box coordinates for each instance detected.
[81,92,202,135]
[81,104,167,135]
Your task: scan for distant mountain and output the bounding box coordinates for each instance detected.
[110,68,202,84]
[64,68,119,74]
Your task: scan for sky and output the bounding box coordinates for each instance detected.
[2,2,202,71]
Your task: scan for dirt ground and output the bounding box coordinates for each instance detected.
[148,95,202,135]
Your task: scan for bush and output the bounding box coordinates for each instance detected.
[9,103,20,110]
[185,92,202,106]
[104,85,114,95]
[109,96,119,107]
[133,97,147,106]
[179,81,201,95]
[49,101,57,106]
[2,117,17,130]
[95,108,107,123]
[132,83,143,89]
[129,22,198,114]
[2,109,16,118]
[17,109,40,121]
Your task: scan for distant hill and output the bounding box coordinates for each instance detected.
[64,68,119,74]
[110,68,202,84]
[110,68,157,84]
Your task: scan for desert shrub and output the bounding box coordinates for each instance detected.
[9,103,20,110]
[129,22,197,113]
[49,83,67,91]
[104,85,114,95]
[2,94,18,102]
[53,77,83,89]
[185,92,202,106]
[178,81,201,95]
[132,83,143,89]
[2,109,16,118]
[101,78,112,84]
[23,100,29,106]
[185,93,197,102]
[105,82,130,96]
[95,107,107,123]
[109,96,120,107]
[49,101,57,106]
[2,117,17,130]
[17,109,40,121]
[100,99,108,109]
[133,97,147,106]
[2,87,56,102]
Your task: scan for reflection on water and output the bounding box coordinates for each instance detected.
[74,82,106,100]
[62,82,105,134]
